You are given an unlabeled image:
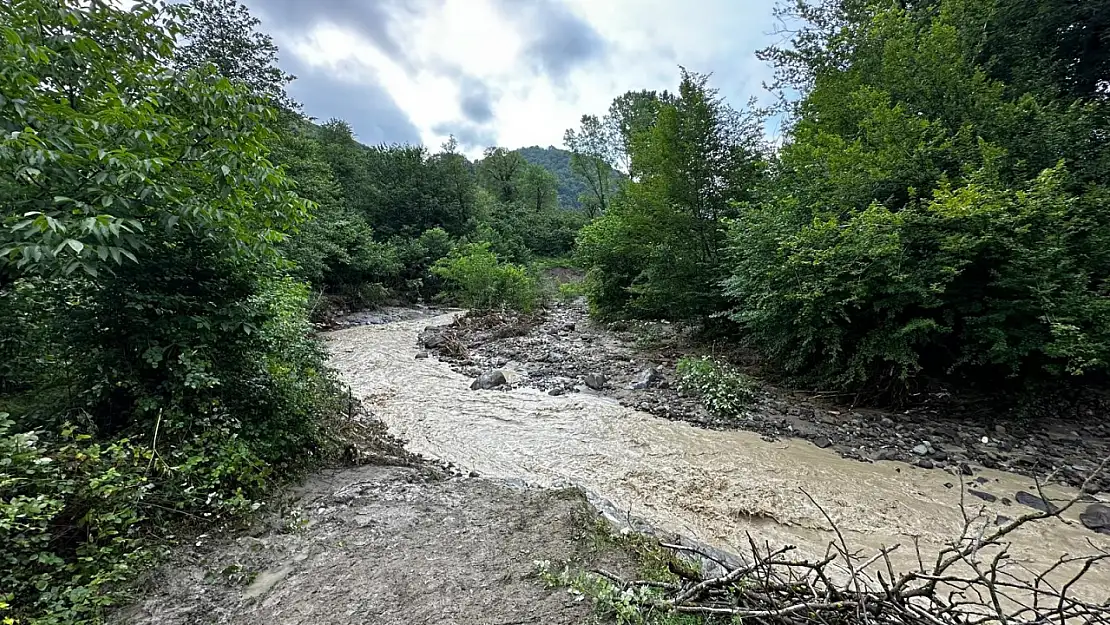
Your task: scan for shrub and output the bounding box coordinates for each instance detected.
[432,243,540,312]
[675,357,757,418]
[726,165,1110,390]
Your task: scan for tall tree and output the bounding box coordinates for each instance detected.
[477,147,527,203]
[175,0,298,111]
[564,115,617,217]
[518,164,559,213]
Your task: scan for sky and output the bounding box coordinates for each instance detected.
[242,0,782,157]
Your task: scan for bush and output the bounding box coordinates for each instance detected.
[432,243,540,312]
[675,357,757,418]
[727,164,1110,390]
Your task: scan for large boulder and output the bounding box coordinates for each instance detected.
[629,366,662,390]
[1080,503,1110,535]
[470,370,508,390]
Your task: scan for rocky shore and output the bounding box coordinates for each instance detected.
[420,300,1110,506]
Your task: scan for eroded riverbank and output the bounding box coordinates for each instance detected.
[327,310,1110,601]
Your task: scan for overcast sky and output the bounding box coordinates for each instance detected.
[242,0,780,156]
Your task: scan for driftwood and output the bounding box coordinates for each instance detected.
[599,458,1110,624]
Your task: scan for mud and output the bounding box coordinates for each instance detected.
[327,310,1110,601]
[115,466,633,625]
[426,301,1110,492]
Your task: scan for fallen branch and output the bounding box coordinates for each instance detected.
[602,458,1110,624]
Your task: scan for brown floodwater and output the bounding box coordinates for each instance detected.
[326,313,1110,602]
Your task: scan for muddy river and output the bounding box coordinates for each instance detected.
[327,313,1110,600]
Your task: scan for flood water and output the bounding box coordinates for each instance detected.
[326,313,1110,600]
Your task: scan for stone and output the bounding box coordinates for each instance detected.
[995,515,1013,526]
[957,462,973,476]
[1014,491,1059,514]
[880,417,895,427]
[813,437,832,449]
[421,332,446,349]
[994,424,1007,436]
[968,490,998,503]
[584,373,607,390]
[912,444,930,456]
[975,476,989,484]
[874,448,899,461]
[415,351,430,359]
[548,387,565,396]
[562,322,576,332]
[1079,504,1110,533]
[915,458,935,469]
[944,482,954,489]
[470,370,508,390]
[629,367,662,390]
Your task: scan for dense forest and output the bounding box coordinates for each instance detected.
[1,0,1108,622]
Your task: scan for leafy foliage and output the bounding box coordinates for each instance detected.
[675,357,757,418]
[432,243,540,312]
[576,71,767,320]
[0,1,343,621]
[725,0,1110,391]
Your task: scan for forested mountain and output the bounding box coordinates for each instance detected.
[516,146,590,209]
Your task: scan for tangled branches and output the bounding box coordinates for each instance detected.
[599,459,1110,624]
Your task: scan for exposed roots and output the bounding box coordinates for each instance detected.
[602,459,1110,624]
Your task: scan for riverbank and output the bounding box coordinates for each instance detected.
[421,300,1110,494]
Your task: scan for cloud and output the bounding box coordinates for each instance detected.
[492,0,608,82]
[243,0,781,155]
[455,75,497,124]
[282,56,421,145]
[242,0,438,68]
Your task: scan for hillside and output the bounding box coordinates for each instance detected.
[516,145,590,209]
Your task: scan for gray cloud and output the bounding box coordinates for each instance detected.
[492,0,608,82]
[458,76,496,124]
[243,0,439,68]
[283,57,421,145]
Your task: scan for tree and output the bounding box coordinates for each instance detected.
[477,147,527,203]
[518,164,559,213]
[726,0,1110,392]
[606,89,672,174]
[564,115,617,217]
[175,0,298,111]
[574,71,766,319]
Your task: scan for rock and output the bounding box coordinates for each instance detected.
[813,437,832,449]
[968,490,998,503]
[421,331,446,349]
[880,417,895,427]
[1079,504,1110,534]
[629,367,662,390]
[415,351,430,359]
[994,424,1007,436]
[975,476,989,484]
[874,448,899,461]
[915,459,935,469]
[562,322,576,332]
[912,444,930,456]
[995,515,1013,526]
[1014,491,1059,514]
[944,482,954,489]
[548,387,565,396]
[584,373,607,390]
[957,462,973,476]
[470,370,508,390]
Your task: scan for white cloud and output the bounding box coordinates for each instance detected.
[269,0,779,156]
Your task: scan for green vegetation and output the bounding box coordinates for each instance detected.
[570,0,1110,398]
[0,0,583,622]
[676,357,758,418]
[432,243,540,312]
